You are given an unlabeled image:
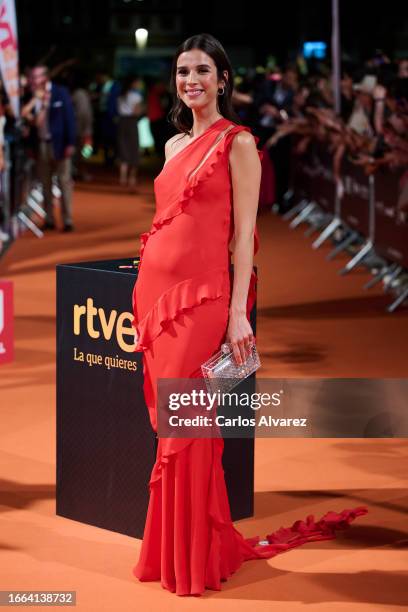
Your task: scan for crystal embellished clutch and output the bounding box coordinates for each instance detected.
[201,342,261,394]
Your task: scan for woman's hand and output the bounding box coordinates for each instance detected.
[226,309,254,365]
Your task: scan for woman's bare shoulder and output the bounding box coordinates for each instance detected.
[229,129,257,152]
[164,132,188,160]
[229,130,259,167]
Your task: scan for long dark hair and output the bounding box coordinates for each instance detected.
[168,33,241,134]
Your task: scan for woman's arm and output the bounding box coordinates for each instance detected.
[227,130,262,365]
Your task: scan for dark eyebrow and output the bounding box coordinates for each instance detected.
[177,64,212,70]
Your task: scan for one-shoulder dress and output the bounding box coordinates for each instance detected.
[131,116,368,596]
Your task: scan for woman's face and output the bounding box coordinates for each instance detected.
[175,48,227,111]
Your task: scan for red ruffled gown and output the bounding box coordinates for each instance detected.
[131,116,368,596]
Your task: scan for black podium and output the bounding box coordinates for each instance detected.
[56,257,257,538]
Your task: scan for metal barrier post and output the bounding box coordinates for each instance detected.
[312,179,342,249]
[338,173,376,275]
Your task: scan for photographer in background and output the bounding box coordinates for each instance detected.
[26,65,76,232]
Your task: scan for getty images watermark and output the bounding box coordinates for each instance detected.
[157,377,408,438]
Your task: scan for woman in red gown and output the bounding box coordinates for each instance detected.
[131,34,368,596]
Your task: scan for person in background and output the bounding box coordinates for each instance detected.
[104,78,121,166]
[28,65,76,232]
[146,77,173,157]
[255,66,298,212]
[292,82,310,117]
[116,75,144,191]
[348,75,377,138]
[88,72,107,157]
[340,70,355,122]
[256,66,297,136]
[70,72,93,181]
[89,73,119,166]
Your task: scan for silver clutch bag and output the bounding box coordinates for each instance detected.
[201,342,261,394]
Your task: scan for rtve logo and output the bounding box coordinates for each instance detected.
[73,297,136,353]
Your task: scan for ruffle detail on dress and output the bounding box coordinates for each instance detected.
[204,439,369,589]
[138,125,263,271]
[138,138,226,269]
[132,123,262,352]
[148,454,170,488]
[203,502,369,591]
[237,505,369,561]
[132,267,229,352]
[137,436,369,594]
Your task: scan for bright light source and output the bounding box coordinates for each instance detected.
[303,42,327,59]
[135,28,148,50]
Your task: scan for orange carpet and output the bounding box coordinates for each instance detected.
[0,163,407,610]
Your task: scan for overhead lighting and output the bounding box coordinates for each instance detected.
[135,28,148,50]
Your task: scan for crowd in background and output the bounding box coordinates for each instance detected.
[246,55,408,214]
[0,50,407,238]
